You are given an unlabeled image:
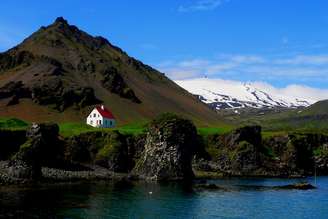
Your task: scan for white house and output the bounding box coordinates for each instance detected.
[86,105,116,128]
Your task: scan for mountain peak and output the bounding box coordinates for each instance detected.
[54,16,68,25]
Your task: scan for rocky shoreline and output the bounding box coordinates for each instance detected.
[1,113,328,185]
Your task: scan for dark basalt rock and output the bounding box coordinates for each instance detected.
[31,78,101,111]
[276,183,316,190]
[230,141,260,173]
[226,125,262,148]
[101,67,141,103]
[198,126,264,175]
[0,129,26,160]
[0,50,34,72]
[95,131,131,173]
[133,113,198,181]
[0,81,31,102]
[194,183,226,191]
[8,123,63,179]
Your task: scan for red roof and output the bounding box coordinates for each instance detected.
[96,106,115,119]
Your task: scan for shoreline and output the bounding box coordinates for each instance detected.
[0,161,316,186]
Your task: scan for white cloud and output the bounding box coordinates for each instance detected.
[251,81,328,102]
[156,54,328,84]
[275,55,328,65]
[178,0,229,12]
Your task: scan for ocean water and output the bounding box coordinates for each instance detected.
[0,177,328,219]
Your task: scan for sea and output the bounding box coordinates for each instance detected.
[0,177,327,219]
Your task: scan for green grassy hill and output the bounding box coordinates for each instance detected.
[230,100,328,134]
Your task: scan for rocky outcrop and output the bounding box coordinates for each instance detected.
[101,67,141,103]
[0,129,26,160]
[133,113,198,180]
[195,129,328,177]
[8,123,63,179]
[31,79,101,111]
[0,81,32,105]
[64,131,137,172]
[197,126,264,176]
[95,131,131,172]
[0,50,34,72]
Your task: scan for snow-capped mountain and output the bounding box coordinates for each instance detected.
[175,78,313,111]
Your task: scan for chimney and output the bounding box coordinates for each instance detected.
[101,105,104,110]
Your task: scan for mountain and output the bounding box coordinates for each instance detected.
[0,17,222,126]
[175,78,312,112]
[231,99,328,132]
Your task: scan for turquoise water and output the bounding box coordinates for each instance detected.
[1,177,328,218]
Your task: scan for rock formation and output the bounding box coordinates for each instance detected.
[133,113,198,180]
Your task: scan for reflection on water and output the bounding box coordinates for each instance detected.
[1,177,328,218]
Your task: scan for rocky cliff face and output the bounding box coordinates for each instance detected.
[194,127,328,177]
[1,117,328,183]
[8,123,63,179]
[194,126,265,175]
[133,114,198,180]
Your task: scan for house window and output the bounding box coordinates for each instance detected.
[110,121,112,126]
[94,113,96,118]
[90,120,93,124]
[99,120,102,125]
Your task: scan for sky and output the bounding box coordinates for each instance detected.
[1,0,328,97]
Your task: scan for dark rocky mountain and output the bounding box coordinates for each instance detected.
[0,17,221,126]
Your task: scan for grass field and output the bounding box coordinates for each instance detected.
[58,121,148,137]
[0,117,233,137]
[0,118,29,130]
[1,117,326,138]
[197,127,232,136]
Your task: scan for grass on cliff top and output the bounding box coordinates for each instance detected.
[59,121,232,137]
[0,118,29,130]
[197,127,232,136]
[58,121,148,137]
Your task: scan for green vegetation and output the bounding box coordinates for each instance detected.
[59,123,96,137]
[0,118,29,130]
[58,121,148,137]
[197,127,232,136]
[96,131,123,160]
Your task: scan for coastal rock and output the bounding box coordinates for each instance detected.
[198,126,263,175]
[8,123,62,179]
[0,129,26,160]
[7,159,39,179]
[133,113,198,180]
[225,125,262,148]
[95,131,131,172]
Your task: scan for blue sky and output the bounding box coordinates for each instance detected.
[1,0,328,89]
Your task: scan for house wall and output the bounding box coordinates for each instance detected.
[86,109,103,128]
[86,109,116,128]
[102,118,116,128]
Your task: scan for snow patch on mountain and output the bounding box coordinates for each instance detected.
[175,78,314,110]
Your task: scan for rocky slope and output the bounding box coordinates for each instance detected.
[0,17,221,126]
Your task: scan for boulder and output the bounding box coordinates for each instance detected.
[133,113,198,180]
